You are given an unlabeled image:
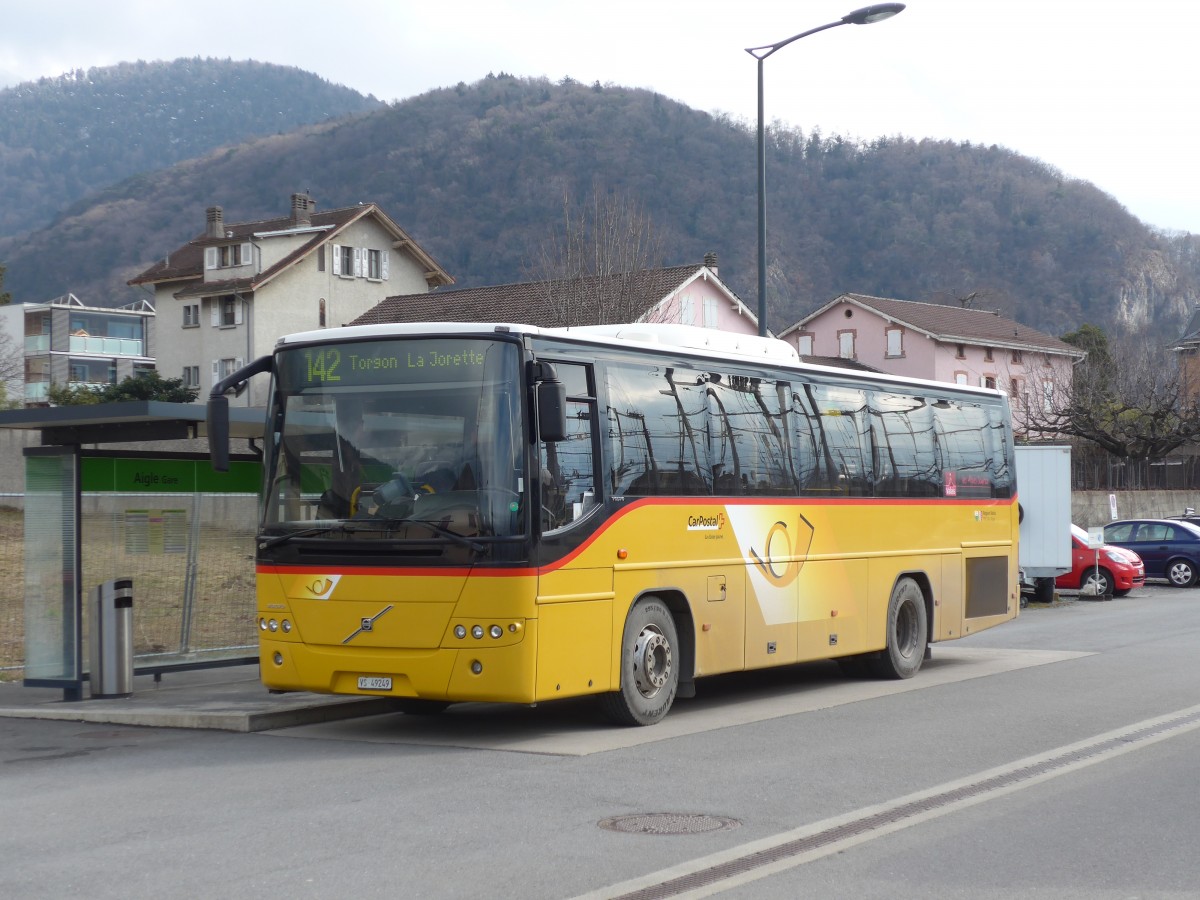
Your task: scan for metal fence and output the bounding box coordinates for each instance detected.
[1069,448,1200,492]
[1,494,258,679]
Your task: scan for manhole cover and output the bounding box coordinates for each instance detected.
[598,813,741,835]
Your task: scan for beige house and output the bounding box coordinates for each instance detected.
[128,193,452,406]
[779,293,1085,434]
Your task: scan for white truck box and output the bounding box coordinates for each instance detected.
[1015,445,1072,601]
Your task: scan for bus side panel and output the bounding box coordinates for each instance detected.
[933,553,963,641]
[794,557,867,660]
[535,567,614,700]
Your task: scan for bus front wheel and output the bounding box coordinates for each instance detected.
[600,597,679,726]
[870,577,928,680]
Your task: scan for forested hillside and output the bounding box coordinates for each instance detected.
[0,58,381,239]
[1,73,1197,339]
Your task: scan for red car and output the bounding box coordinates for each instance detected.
[1056,524,1145,596]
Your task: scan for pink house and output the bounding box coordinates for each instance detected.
[353,253,760,337]
[778,293,1085,433]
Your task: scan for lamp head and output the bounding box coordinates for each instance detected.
[843,3,905,25]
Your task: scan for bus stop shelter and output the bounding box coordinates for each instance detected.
[0,401,264,700]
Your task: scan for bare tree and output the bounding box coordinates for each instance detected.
[525,180,666,326]
[0,328,23,409]
[1019,328,1200,460]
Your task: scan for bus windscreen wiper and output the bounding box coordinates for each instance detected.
[355,517,486,553]
[258,524,349,550]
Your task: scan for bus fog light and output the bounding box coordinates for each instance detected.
[454,625,467,639]
[272,652,283,666]
[281,619,292,633]
[268,619,279,632]
[471,625,484,639]
[471,660,483,675]
[489,625,503,639]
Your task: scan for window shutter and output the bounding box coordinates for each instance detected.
[381,250,389,280]
[234,357,244,370]
[211,360,220,387]
[331,244,341,275]
[210,302,220,327]
[205,247,217,270]
[234,301,243,325]
[354,248,363,277]
[241,242,252,266]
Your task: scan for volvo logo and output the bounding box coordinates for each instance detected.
[342,605,394,644]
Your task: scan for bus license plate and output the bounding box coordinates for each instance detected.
[357,676,392,691]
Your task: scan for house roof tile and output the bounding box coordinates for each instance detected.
[351,264,744,328]
[128,204,453,293]
[783,293,1084,357]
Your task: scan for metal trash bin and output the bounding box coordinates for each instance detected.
[89,578,133,698]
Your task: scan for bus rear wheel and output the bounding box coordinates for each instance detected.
[870,577,928,680]
[600,597,679,726]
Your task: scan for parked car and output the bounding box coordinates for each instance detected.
[1055,524,1145,597]
[1102,519,1200,587]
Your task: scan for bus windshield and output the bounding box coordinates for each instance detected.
[263,337,525,543]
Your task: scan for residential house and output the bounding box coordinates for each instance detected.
[12,293,156,406]
[128,193,453,406]
[352,253,760,335]
[1173,304,1200,401]
[778,293,1085,433]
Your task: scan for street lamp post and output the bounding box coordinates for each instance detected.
[746,3,905,337]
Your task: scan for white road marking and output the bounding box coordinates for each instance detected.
[574,702,1200,899]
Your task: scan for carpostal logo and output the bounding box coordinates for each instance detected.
[687,512,727,532]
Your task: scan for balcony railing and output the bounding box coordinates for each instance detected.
[68,336,144,356]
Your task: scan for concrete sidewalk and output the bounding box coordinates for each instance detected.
[0,665,391,732]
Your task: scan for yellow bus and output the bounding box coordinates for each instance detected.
[208,321,1019,725]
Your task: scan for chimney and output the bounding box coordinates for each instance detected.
[290,192,314,227]
[206,206,224,239]
[703,251,718,275]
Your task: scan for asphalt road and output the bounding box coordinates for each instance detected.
[4,583,1199,899]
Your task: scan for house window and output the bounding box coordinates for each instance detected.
[206,243,250,269]
[317,245,325,272]
[984,347,994,362]
[983,375,997,389]
[340,246,355,277]
[182,366,200,388]
[319,298,327,328]
[1010,378,1021,402]
[838,330,855,359]
[1011,349,1023,364]
[954,372,968,385]
[796,334,813,356]
[221,296,238,327]
[1042,380,1054,412]
[955,344,966,359]
[703,297,719,328]
[886,327,903,357]
[681,296,695,325]
[183,304,200,327]
[367,249,383,280]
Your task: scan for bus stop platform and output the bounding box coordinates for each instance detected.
[0,665,392,732]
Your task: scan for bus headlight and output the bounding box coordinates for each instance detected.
[471,625,485,639]
[489,625,503,639]
[268,619,279,632]
[454,625,467,639]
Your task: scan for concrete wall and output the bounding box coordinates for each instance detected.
[1073,490,1200,527]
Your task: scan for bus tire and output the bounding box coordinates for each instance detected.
[600,597,679,726]
[870,577,928,680]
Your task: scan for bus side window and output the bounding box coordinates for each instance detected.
[540,363,599,531]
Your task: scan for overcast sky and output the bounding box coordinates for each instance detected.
[2,0,1197,234]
